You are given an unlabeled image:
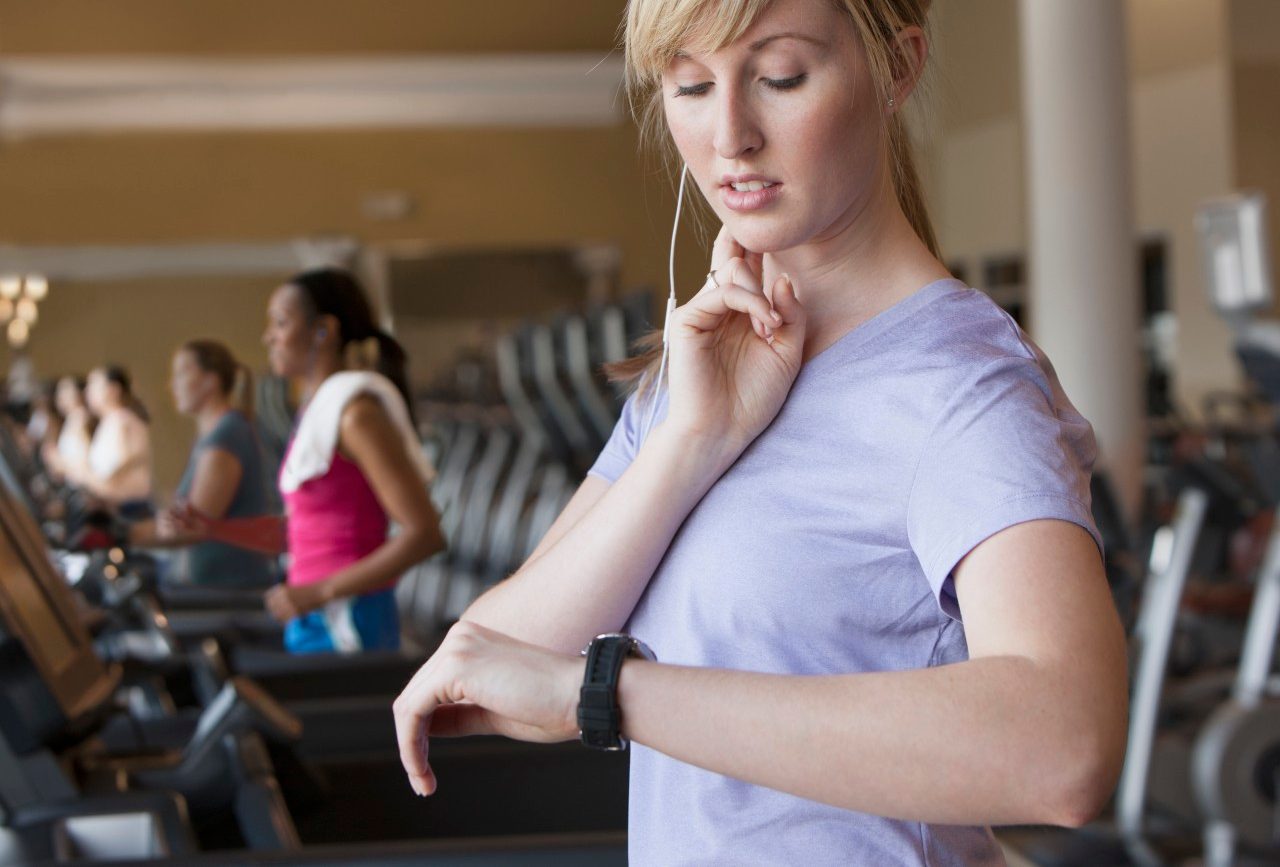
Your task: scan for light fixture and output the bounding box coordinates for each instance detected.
[0,276,20,300]
[0,299,12,322]
[7,319,29,347]
[16,298,37,324]
[23,275,48,301]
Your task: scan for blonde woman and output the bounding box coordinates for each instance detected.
[394,1,1128,863]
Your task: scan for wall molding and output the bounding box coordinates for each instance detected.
[0,53,625,138]
[0,239,357,281]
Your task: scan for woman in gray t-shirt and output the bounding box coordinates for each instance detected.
[133,340,274,588]
[392,1,1129,864]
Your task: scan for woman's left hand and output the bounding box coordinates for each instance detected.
[264,583,326,621]
[393,621,585,796]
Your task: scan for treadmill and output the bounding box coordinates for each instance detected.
[0,471,628,863]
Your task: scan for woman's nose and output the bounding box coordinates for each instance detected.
[713,88,763,160]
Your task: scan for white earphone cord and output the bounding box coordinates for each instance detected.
[645,163,689,436]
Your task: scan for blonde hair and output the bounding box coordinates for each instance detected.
[611,0,939,387]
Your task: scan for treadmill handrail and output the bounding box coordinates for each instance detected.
[1116,487,1209,867]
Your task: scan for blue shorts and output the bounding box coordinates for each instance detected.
[283,588,400,654]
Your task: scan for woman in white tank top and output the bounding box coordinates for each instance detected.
[83,365,152,509]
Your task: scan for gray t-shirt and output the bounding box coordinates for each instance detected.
[588,279,1101,866]
[175,410,275,587]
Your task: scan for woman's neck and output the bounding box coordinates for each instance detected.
[762,171,951,362]
[300,355,344,406]
[195,397,232,436]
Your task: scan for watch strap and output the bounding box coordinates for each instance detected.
[578,634,652,750]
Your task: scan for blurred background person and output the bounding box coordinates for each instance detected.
[174,268,444,653]
[83,364,153,517]
[22,380,60,458]
[131,340,276,588]
[47,376,94,485]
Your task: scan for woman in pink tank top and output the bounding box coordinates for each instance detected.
[172,268,444,653]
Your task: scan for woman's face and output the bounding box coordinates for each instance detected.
[662,0,884,255]
[170,350,217,416]
[55,379,81,415]
[263,285,315,379]
[84,370,109,415]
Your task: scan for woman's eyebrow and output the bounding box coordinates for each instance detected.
[748,31,828,51]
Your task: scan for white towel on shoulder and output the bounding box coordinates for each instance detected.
[279,370,434,494]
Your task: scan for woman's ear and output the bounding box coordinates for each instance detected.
[888,25,929,112]
[314,314,339,346]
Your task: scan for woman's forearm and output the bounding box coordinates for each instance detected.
[206,515,287,555]
[127,520,196,549]
[462,423,741,653]
[615,655,1125,828]
[314,526,445,604]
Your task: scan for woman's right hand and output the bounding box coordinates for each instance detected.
[664,226,807,456]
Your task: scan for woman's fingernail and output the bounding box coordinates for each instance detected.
[763,326,775,339]
[770,310,783,326]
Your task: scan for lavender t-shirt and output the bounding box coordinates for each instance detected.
[587,279,1101,866]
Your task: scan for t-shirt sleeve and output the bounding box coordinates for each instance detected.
[587,392,650,484]
[906,354,1102,621]
[204,414,251,465]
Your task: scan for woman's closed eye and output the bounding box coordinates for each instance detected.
[673,81,712,98]
[763,73,807,91]
[673,73,808,98]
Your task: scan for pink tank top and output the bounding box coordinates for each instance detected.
[281,447,389,588]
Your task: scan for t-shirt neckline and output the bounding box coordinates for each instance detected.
[800,277,968,377]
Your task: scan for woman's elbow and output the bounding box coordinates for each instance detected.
[404,520,447,561]
[1045,713,1128,828]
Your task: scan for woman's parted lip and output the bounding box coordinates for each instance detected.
[719,172,781,190]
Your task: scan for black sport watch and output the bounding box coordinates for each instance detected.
[577,633,656,751]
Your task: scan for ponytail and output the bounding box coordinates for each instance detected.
[374,331,413,418]
[100,364,149,424]
[231,364,255,422]
[289,268,415,420]
[180,339,254,421]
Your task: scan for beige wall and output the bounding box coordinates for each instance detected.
[0,1,720,493]
[1132,61,1238,404]
[0,0,623,55]
[3,0,1275,489]
[0,122,701,491]
[924,0,1244,411]
[0,275,281,493]
[1231,0,1280,314]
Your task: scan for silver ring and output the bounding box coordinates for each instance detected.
[706,270,720,288]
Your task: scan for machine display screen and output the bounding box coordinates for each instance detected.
[0,521,77,672]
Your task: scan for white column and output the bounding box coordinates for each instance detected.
[1020,0,1145,518]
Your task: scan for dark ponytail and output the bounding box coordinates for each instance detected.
[287,268,414,417]
[100,364,149,424]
